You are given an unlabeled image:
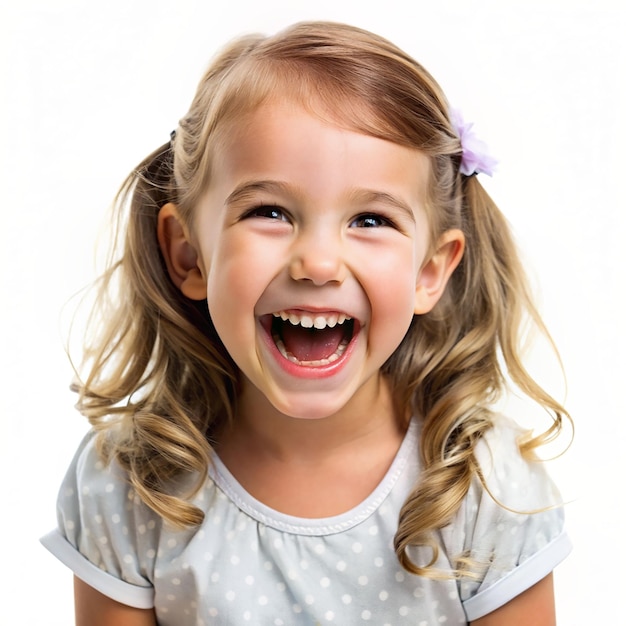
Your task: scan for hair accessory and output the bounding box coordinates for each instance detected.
[450,109,497,177]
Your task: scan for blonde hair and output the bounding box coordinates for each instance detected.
[74,21,569,576]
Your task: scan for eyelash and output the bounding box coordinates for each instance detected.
[242,206,395,229]
[243,205,288,221]
[349,213,395,229]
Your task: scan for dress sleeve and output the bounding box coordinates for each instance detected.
[440,416,572,622]
[40,431,161,609]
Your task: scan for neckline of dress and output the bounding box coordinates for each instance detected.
[208,418,420,536]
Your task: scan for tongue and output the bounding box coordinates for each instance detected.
[280,324,345,362]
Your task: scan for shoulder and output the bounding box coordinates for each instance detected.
[439,415,571,621]
[473,415,563,511]
[52,430,164,583]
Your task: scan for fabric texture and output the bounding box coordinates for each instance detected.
[41,416,571,624]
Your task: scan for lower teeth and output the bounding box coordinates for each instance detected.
[273,336,349,366]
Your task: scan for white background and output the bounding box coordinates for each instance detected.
[1,1,624,624]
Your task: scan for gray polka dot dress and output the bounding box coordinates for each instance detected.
[41,417,571,624]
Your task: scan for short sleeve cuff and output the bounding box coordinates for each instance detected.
[463,530,572,622]
[40,529,155,609]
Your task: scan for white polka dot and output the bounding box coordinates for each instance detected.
[172,578,181,586]
[395,571,405,582]
[361,610,371,620]
[94,461,104,471]
[352,542,363,553]
[358,575,368,586]
[230,555,240,565]
[292,604,302,614]
[413,587,425,598]
[167,538,177,548]
[320,577,330,588]
[325,610,335,620]
[245,575,254,585]
[203,552,213,561]
[511,526,519,535]
[305,594,315,605]
[98,536,108,545]
[225,591,235,601]
[210,573,220,583]
[336,560,347,571]
[314,543,326,554]
[123,554,134,564]
[112,514,121,524]
[166,594,176,601]
[243,610,251,621]
[146,549,156,559]
[374,557,384,567]
[276,582,286,592]
[94,515,103,524]
[300,559,310,570]
[399,606,409,616]
[209,608,218,617]
[274,620,284,626]
[147,520,156,530]
[138,524,146,534]
[259,595,268,605]
[105,483,114,493]
[379,590,389,601]
[66,520,75,530]
[274,538,283,549]
[264,560,273,571]
[438,616,448,623]
[226,530,236,540]
[368,525,379,535]
[342,594,352,605]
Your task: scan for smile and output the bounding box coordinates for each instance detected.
[269,310,357,367]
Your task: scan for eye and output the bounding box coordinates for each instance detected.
[244,205,289,221]
[349,213,393,228]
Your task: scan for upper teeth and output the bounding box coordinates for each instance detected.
[273,311,351,330]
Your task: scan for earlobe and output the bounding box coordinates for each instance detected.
[157,203,207,301]
[414,229,465,314]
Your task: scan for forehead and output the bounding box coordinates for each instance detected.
[208,100,431,217]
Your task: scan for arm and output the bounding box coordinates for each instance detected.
[470,573,555,626]
[74,576,157,626]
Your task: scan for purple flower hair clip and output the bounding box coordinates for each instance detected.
[450,109,498,177]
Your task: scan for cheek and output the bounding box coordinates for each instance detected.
[361,255,419,350]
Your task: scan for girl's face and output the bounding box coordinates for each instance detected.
[183,101,462,421]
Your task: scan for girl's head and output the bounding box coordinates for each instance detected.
[78,21,566,571]
[172,21,461,242]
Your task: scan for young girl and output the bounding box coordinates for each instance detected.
[41,21,571,625]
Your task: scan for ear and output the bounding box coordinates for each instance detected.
[414,229,465,314]
[157,203,207,300]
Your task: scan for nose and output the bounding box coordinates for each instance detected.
[288,229,346,286]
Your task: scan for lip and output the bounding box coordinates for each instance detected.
[258,312,361,379]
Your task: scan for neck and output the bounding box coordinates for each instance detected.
[218,373,406,465]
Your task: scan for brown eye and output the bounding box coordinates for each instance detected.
[350,214,391,228]
[246,205,288,221]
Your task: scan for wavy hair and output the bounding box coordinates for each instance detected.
[74,21,569,574]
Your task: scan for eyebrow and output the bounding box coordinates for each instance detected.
[224,180,295,206]
[224,179,416,222]
[347,189,416,223]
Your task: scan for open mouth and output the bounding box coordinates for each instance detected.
[270,310,356,366]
